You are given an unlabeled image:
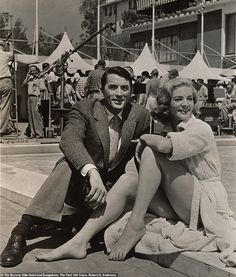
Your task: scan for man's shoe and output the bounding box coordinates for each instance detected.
[0,233,26,267]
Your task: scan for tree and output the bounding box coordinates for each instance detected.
[79,0,97,41]
[37,28,65,56]
[102,32,133,62]
[0,16,31,53]
[13,18,31,54]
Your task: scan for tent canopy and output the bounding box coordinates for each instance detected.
[179,51,229,82]
[130,43,167,76]
[36,32,93,72]
[15,54,47,64]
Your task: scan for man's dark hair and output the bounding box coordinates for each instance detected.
[141,71,150,78]
[197,78,204,83]
[42,63,50,70]
[101,66,133,91]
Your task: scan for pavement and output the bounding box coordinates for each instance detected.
[0,131,236,276]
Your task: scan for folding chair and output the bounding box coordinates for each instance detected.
[199,106,221,136]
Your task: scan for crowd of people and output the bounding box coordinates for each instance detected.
[0,60,236,268]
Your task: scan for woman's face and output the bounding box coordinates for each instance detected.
[169,85,194,125]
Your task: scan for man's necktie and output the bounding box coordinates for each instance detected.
[109,115,122,164]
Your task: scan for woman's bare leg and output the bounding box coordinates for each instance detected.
[148,186,177,220]
[35,174,138,261]
[109,147,163,260]
[109,146,194,261]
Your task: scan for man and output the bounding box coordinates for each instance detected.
[196,78,208,103]
[0,40,13,135]
[56,78,76,108]
[195,78,208,116]
[75,70,90,101]
[136,71,150,106]
[22,65,44,138]
[159,68,179,89]
[41,63,58,105]
[84,59,106,100]
[144,69,160,111]
[0,66,150,267]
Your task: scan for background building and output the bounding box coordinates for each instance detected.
[100,0,236,68]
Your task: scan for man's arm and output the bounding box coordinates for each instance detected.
[59,102,107,208]
[22,74,30,87]
[84,73,92,98]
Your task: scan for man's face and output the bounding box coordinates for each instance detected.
[103,73,131,114]
[29,67,38,76]
[197,80,202,88]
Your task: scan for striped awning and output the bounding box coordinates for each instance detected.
[137,0,177,11]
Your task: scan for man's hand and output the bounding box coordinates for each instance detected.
[85,168,107,209]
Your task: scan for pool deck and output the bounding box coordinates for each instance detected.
[0,137,236,276]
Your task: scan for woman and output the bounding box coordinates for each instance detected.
[108,77,236,264]
[36,78,236,266]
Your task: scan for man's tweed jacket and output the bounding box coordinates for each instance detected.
[24,99,150,221]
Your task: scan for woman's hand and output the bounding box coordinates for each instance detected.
[135,139,146,163]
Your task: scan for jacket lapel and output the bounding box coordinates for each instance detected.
[110,103,136,171]
[94,101,110,170]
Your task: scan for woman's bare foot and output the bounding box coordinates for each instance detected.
[35,240,88,262]
[109,220,146,261]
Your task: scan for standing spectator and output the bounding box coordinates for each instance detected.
[159,69,179,88]
[0,40,13,136]
[196,78,208,103]
[72,69,83,89]
[45,66,58,106]
[84,60,106,100]
[75,70,90,101]
[56,78,76,108]
[144,69,160,111]
[22,65,44,138]
[195,78,208,115]
[232,76,236,99]
[137,71,150,106]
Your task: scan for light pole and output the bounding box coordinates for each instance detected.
[35,0,39,57]
[97,0,101,60]
[200,0,205,55]
[151,0,155,55]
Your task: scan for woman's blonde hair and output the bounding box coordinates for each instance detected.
[151,77,198,123]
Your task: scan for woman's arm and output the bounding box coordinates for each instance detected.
[140,134,172,154]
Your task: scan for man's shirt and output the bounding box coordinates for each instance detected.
[0,49,12,79]
[81,107,123,176]
[85,68,104,93]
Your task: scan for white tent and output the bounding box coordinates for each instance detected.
[37,32,93,72]
[15,54,47,64]
[130,43,167,76]
[179,51,229,82]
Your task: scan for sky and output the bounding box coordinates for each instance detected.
[0,0,83,43]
